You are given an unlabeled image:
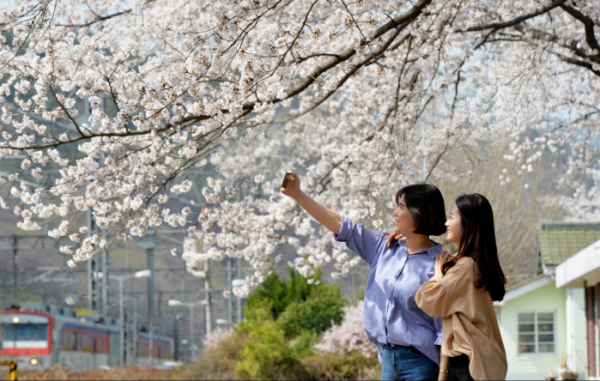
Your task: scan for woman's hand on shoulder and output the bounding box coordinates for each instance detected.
[434,251,450,278]
[384,232,404,247]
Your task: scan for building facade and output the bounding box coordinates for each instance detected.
[494,221,600,380]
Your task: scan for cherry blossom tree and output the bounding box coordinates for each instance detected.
[0,0,598,296]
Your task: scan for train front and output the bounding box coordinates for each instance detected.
[0,310,53,370]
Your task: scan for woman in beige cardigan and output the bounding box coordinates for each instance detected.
[415,194,507,381]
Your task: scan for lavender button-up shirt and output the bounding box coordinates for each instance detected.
[335,216,443,364]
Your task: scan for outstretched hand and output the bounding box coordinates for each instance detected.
[280,171,302,199]
[384,231,404,247]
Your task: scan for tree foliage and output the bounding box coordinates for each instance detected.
[0,0,599,292]
[244,267,346,336]
[245,267,324,321]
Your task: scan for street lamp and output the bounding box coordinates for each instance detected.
[168,299,205,361]
[111,269,152,368]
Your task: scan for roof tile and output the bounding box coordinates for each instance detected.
[538,221,600,266]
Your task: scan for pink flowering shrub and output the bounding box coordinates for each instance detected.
[314,301,375,357]
[204,326,234,349]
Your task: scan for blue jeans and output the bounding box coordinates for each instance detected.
[381,345,439,381]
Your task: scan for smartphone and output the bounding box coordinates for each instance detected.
[281,172,292,188]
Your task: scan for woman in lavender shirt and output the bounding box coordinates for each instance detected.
[281,171,447,381]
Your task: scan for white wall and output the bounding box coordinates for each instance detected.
[497,282,588,380]
[499,282,566,380]
[566,288,587,378]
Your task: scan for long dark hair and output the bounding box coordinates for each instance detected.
[442,193,506,301]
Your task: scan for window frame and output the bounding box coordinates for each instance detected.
[517,310,557,356]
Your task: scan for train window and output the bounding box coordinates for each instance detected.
[95,335,102,353]
[1,323,48,349]
[138,341,148,357]
[60,331,76,350]
[164,343,173,359]
[79,333,93,353]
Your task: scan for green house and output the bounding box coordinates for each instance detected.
[494,222,600,380]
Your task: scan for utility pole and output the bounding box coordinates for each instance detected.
[132,297,138,364]
[118,276,125,368]
[102,248,109,316]
[173,318,179,362]
[157,291,162,334]
[12,236,18,305]
[147,247,154,364]
[87,258,96,311]
[168,299,203,361]
[237,257,243,323]
[227,258,233,326]
[112,270,151,368]
[204,260,212,335]
[135,231,155,365]
[87,209,97,312]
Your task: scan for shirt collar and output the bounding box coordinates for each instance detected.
[396,237,442,259]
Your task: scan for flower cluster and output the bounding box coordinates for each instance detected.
[315,300,375,357]
[0,0,598,294]
[204,326,234,349]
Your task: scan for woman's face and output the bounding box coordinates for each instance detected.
[393,194,416,236]
[445,203,464,244]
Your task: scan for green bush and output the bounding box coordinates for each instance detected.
[235,311,309,380]
[245,267,323,320]
[276,287,346,337]
[245,266,346,338]
[289,330,321,359]
[179,268,357,380]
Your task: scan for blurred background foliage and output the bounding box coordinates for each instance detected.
[173,267,381,380]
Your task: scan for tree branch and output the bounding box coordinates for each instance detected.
[559,4,600,54]
[465,0,567,32]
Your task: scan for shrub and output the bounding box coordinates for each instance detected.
[235,313,309,380]
[245,267,323,320]
[289,330,321,359]
[276,286,346,337]
[302,350,382,380]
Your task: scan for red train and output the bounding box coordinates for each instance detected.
[0,306,173,371]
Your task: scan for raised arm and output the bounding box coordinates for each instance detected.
[280,171,342,235]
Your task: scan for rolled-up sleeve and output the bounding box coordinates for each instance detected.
[334,216,385,267]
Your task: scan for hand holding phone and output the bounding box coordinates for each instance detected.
[281,171,293,189]
[280,171,301,199]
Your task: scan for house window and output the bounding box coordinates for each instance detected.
[518,312,555,354]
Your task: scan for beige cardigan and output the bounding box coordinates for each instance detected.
[415,256,507,381]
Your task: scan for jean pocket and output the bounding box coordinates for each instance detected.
[408,347,427,358]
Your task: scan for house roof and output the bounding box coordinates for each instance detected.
[494,274,553,307]
[538,221,600,267]
[506,273,547,292]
